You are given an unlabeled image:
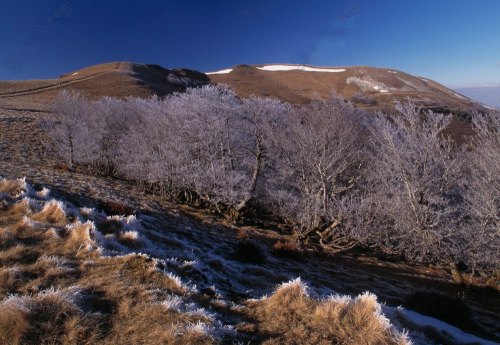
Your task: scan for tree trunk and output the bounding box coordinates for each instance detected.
[236,138,262,211]
[249,139,262,195]
[68,134,75,171]
[322,180,328,211]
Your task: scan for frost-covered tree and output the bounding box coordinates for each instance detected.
[50,90,92,170]
[265,95,367,252]
[48,87,499,275]
[461,111,500,274]
[236,96,292,212]
[117,96,172,189]
[89,96,145,176]
[365,103,465,266]
[163,85,247,209]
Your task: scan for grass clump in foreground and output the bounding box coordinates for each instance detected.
[0,177,216,345]
[243,278,409,345]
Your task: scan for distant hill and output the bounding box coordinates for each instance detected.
[0,62,209,110]
[0,62,491,138]
[207,64,488,115]
[0,62,489,115]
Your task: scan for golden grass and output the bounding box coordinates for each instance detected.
[0,245,41,267]
[0,267,22,293]
[244,278,409,345]
[0,199,31,228]
[100,300,215,345]
[0,289,101,345]
[31,200,66,225]
[64,221,98,255]
[0,301,29,345]
[0,179,217,344]
[0,178,26,197]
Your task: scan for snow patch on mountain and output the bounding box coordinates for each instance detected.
[257,65,346,72]
[206,69,233,75]
[347,76,390,93]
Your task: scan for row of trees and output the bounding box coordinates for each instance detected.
[49,87,499,276]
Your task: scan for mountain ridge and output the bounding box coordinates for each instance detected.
[207,63,486,113]
[0,61,489,118]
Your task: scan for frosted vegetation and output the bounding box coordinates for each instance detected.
[49,86,499,279]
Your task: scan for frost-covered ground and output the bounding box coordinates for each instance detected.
[1,167,498,344]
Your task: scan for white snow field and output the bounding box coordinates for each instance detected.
[257,64,346,72]
[206,68,233,75]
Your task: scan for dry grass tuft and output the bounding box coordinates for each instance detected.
[31,200,67,225]
[82,254,189,295]
[0,267,23,294]
[0,300,29,345]
[118,230,143,248]
[0,245,41,266]
[0,178,26,198]
[102,301,215,345]
[0,199,31,228]
[244,278,409,345]
[0,289,101,345]
[64,221,98,254]
[273,240,303,259]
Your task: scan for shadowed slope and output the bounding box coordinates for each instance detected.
[0,62,209,109]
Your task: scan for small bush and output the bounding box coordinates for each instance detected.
[0,178,26,197]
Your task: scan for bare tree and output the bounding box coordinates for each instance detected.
[117,96,173,191]
[365,103,465,267]
[461,111,500,274]
[235,96,292,213]
[48,88,499,275]
[265,95,367,252]
[50,90,92,170]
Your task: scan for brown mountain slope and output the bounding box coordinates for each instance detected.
[208,64,489,139]
[208,64,486,113]
[0,62,487,139]
[0,62,209,111]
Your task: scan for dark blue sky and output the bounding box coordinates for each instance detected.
[1,0,499,88]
